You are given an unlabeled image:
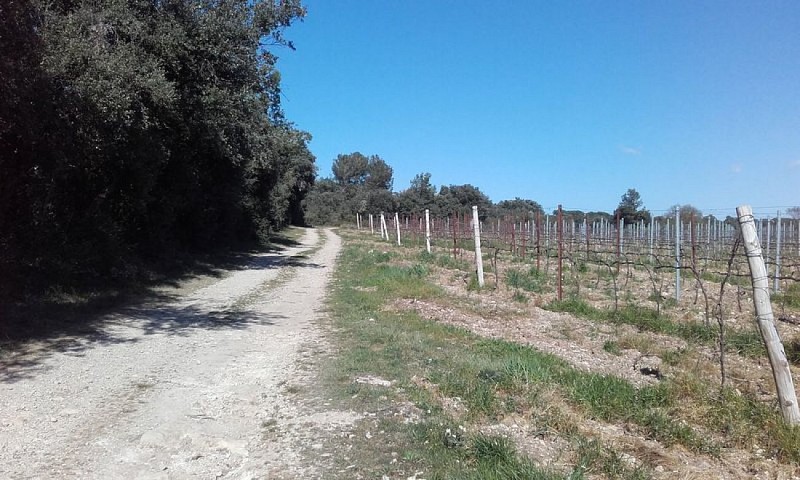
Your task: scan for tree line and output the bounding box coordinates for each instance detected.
[303,152,548,225]
[1,0,315,298]
[304,154,685,227]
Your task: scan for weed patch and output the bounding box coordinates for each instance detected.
[546,298,764,357]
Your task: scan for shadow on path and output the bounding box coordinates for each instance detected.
[0,302,285,384]
[0,239,318,383]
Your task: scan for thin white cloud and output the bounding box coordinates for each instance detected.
[731,163,743,174]
[789,159,800,169]
[620,145,641,156]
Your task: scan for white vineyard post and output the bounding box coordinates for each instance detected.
[766,217,772,260]
[618,216,624,254]
[369,214,374,235]
[599,218,604,243]
[737,205,800,425]
[380,212,388,240]
[356,213,361,230]
[666,218,671,242]
[472,206,485,288]
[775,210,782,293]
[649,217,654,260]
[425,209,431,254]
[394,212,401,246]
[675,208,681,302]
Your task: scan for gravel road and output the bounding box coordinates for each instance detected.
[0,228,342,479]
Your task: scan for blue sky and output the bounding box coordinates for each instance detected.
[276,1,800,216]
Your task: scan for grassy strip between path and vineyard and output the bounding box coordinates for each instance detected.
[321,230,800,479]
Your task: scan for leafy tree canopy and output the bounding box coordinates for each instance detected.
[436,184,492,219]
[665,204,703,224]
[396,172,435,215]
[0,0,314,298]
[614,188,651,224]
[496,198,543,220]
[332,152,369,185]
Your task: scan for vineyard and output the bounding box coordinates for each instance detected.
[342,207,800,476]
[366,211,800,404]
[361,208,800,300]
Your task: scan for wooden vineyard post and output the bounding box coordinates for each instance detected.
[689,212,697,266]
[511,220,516,257]
[379,212,387,240]
[452,215,457,258]
[425,209,431,254]
[675,207,681,302]
[557,204,563,301]
[536,210,541,271]
[775,210,782,293]
[472,206,485,288]
[585,215,590,258]
[615,212,621,275]
[737,205,800,425]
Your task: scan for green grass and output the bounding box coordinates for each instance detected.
[602,340,622,356]
[469,435,563,480]
[700,270,752,288]
[546,298,764,357]
[572,438,649,480]
[774,283,800,309]
[325,237,667,477]
[325,234,800,477]
[511,291,528,303]
[504,266,546,293]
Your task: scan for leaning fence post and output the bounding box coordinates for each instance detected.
[472,206,485,288]
[737,205,800,425]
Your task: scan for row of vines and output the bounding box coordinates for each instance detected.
[356,208,800,410]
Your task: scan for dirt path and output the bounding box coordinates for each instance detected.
[0,228,342,479]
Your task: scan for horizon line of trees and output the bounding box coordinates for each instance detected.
[1,0,315,298]
[304,155,754,228]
